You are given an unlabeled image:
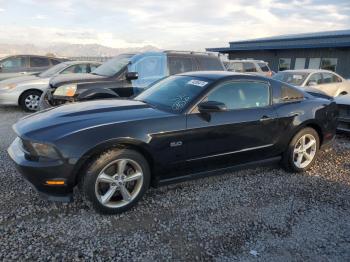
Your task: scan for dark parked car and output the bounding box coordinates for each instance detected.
[40,51,225,108]
[0,55,67,81]
[8,72,337,214]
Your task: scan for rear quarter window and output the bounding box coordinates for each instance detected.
[197,56,224,70]
[279,85,304,103]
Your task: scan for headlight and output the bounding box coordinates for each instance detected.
[53,84,77,97]
[31,142,59,159]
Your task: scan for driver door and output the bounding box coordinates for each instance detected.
[185,80,280,172]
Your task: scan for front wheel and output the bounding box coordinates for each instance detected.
[19,90,42,112]
[80,149,150,214]
[282,127,319,172]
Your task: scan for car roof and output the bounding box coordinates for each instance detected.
[117,51,218,58]
[228,59,267,63]
[62,61,102,65]
[178,71,255,80]
[280,69,334,74]
[0,54,67,61]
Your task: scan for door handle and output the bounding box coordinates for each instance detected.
[260,116,272,122]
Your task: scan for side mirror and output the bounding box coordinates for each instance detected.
[198,101,227,113]
[307,81,317,86]
[126,72,138,81]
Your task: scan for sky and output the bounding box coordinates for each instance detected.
[0,0,349,50]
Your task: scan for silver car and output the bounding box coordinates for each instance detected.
[0,55,67,81]
[273,69,350,97]
[0,61,101,111]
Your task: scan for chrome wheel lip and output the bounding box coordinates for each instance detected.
[24,94,40,111]
[95,158,144,209]
[293,134,317,169]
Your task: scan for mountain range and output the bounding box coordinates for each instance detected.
[0,43,161,58]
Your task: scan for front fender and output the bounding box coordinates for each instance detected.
[70,137,154,185]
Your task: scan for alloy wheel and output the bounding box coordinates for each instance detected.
[293,134,317,169]
[24,94,40,111]
[95,159,144,208]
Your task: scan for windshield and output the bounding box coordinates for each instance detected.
[38,63,68,78]
[92,54,133,77]
[135,75,212,113]
[273,72,309,86]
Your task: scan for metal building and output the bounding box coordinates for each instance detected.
[207,30,350,78]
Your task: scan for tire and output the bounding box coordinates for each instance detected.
[80,148,151,214]
[282,127,320,172]
[19,90,42,112]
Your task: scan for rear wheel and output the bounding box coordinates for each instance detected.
[80,149,150,214]
[282,127,319,172]
[19,90,42,112]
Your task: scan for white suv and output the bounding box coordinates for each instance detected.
[224,60,273,77]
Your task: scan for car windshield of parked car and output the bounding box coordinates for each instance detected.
[38,63,68,78]
[135,75,212,113]
[273,72,309,86]
[92,54,133,77]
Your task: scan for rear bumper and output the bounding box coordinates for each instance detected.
[7,138,74,202]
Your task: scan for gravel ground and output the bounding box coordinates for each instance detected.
[0,105,349,261]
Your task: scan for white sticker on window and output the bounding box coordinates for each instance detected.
[187,79,208,87]
[293,75,303,80]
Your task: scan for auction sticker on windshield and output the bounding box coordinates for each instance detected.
[187,79,208,87]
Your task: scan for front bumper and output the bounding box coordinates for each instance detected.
[7,138,74,202]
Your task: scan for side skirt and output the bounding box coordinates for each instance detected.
[155,156,282,187]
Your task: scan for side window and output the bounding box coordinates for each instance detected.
[90,63,100,72]
[307,73,322,86]
[207,81,270,110]
[128,55,167,88]
[61,64,89,74]
[231,62,244,72]
[168,57,194,75]
[197,56,223,70]
[258,63,270,72]
[1,56,26,69]
[30,57,50,67]
[243,62,257,72]
[280,85,304,102]
[322,73,340,84]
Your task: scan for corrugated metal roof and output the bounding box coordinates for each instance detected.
[206,29,350,52]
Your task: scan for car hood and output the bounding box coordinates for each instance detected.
[50,73,107,87]
[14,99,172,141]
[335,94,350,105]
[0,75,40,87]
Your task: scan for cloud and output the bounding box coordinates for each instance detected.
[0,0,349,50]
[33,14,48,19]
[0,8,5,12]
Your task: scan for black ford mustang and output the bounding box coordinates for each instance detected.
[8,72,338,214]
